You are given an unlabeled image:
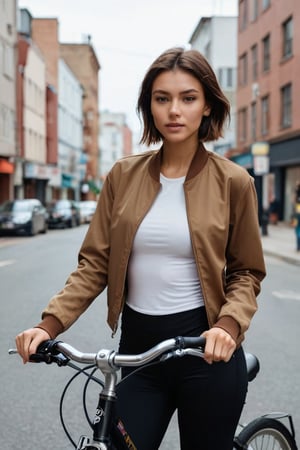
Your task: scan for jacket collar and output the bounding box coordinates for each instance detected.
[149,142,209,182]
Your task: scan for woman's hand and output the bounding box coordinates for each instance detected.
[15,328,50,364]
[201,327,236,364]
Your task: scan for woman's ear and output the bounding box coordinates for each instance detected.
[203,104,211,117]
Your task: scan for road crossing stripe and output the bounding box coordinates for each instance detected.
[0,260,15,268]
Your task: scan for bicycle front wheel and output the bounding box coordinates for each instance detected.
[236,417,297,450]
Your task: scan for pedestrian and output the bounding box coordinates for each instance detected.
[16,47,266,450]
[295,181,300,206]
[292,182,300,251]
[295,213,300,251]
[293,186,300,251]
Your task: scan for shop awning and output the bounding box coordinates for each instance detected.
[62,173,74,188]
[231,153,253,169]
[0,159,14,174]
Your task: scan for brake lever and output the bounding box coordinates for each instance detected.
[160,349,185,362]
[160,347,204,363]
[29,351,69,366]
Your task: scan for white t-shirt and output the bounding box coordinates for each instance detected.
[126,173,204,315]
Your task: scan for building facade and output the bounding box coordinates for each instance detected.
[189,16,238,155]
[99,111,133,181]
[0,0,17,202]
[30,17,59,202]
[237,0,300,222]
[16,10,62,204]
[60,41,101,199]
[58,58,83,201]
[17,30,47,201]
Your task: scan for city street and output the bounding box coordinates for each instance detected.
[1,226,300,449]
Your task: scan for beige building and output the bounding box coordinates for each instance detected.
[0,0,17,202]
[17,11,48,201]
[22,44,47,165]
[189,16,238,155]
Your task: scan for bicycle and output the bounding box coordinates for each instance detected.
[9,336,298,450]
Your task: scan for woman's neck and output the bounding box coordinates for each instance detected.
[160,142,198,178]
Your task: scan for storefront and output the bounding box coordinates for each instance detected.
[0,158,14,203]
[270,136,300,223]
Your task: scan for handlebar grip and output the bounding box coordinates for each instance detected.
[176,336,206,349]
[29,339,68,365]
[36,339,59,354]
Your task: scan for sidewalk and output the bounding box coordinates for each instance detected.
[261,222,300,266]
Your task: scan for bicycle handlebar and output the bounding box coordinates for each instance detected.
[26,335,206,369]
[9,334,260,381]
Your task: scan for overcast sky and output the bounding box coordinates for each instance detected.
[18,0,238,135]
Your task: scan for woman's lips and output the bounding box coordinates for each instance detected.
[166,123,184,130]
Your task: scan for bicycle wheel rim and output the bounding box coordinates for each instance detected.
[237,417,297,450]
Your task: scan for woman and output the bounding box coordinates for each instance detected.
[16,47,266,449]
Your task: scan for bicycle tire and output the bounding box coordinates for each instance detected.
[236,417,298,450]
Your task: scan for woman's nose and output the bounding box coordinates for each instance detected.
[169,100,180,116]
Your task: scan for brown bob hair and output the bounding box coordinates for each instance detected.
[137,47,230,146]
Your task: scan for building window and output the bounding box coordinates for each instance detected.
[0,106,14,144]
[281,83,292,128]
[262,0,270,10]
[239,0,248,31]
[3,43,14,78]
[251,44,258,80]
[218,67,235,89]
[282,16,293,59]
[262,34,271,72]
[251,102,257,141]
[261,95,269,136]
[239,53,248,86]
[0,41,3,75]
[238,107,248,142]
[251,0,259,21]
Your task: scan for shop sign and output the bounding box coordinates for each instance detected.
[253,155,270,175]
[24,162,61,184]
[251,142,270,175]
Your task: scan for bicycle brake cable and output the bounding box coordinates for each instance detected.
[59,364,103,448]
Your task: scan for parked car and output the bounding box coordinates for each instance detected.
[79,200,97,224]
[0,199,48,236]
[47,200,81,229]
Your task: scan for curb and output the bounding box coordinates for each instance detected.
[263,248,300,267]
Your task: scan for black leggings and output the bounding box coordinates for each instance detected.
[116,304,248,450]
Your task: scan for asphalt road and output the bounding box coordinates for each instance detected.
[1,226,299,449]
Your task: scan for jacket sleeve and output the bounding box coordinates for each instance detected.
[36,174,115,337]
[216,177,266,342]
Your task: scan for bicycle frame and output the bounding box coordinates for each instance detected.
[9,337,297,450]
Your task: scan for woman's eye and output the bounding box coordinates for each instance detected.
[184,96,196,102]
[155,96,168,103]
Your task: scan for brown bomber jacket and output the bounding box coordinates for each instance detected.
[37,144,266,345]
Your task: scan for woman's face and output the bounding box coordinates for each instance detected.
[151,69,211,145]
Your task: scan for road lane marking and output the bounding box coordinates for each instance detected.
[0,259,15,268]
[272,290,300,301]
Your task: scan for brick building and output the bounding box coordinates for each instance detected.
[236,0,300,222]
[31,18,59,168]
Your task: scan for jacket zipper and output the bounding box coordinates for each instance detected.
[111,182,162,338]
[183,185,211,328]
